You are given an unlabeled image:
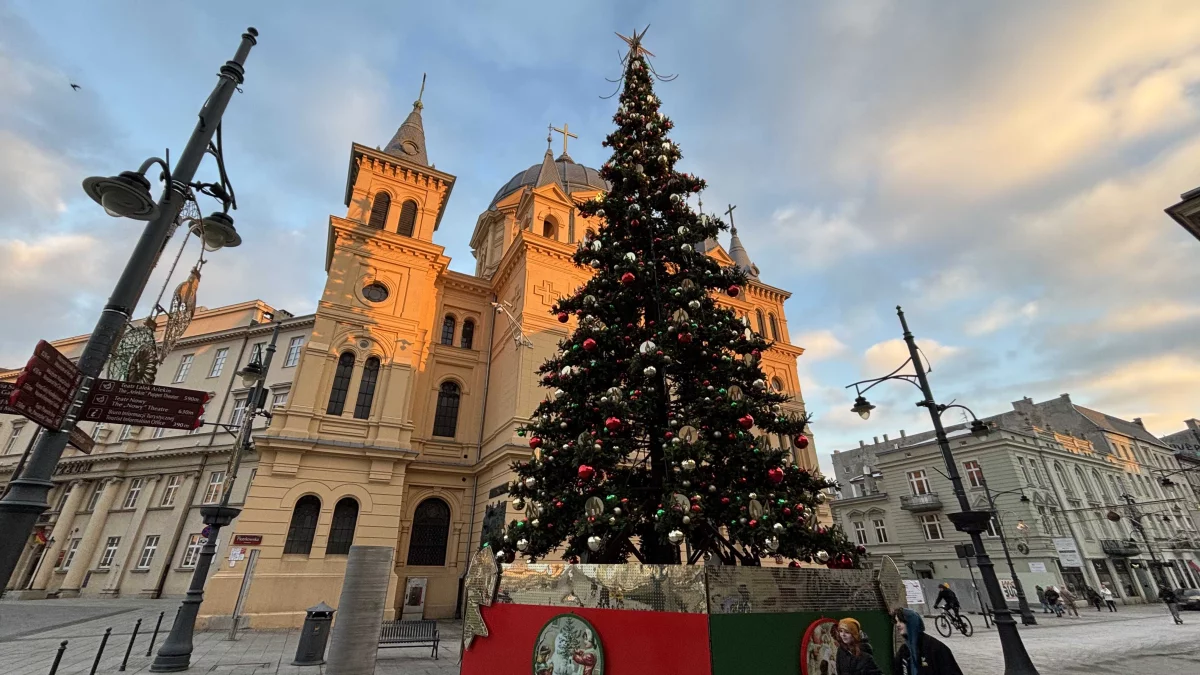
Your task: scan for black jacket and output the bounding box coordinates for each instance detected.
[1044,589,1060,605]
[934,588,959,609]
[893,634,964,675]
[1160,588,1178,603]
[838,644,883,675]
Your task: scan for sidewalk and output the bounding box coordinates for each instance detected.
[0,598,461,674]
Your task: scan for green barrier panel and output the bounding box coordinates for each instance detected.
[709,611,894,675]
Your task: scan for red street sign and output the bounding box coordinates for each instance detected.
[0,382,18,416]
[232,534,263,546]
[68,427,95,455]
[81,379,209,430]
[6,341,83,430]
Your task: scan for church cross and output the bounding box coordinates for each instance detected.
[551,123,578,157]
[725,204,737,232]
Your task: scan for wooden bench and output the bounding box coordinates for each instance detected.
[378,619,440,659]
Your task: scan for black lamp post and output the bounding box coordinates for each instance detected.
[845,306,1039,675]
[0,27,258,595]
[980,476,1039,626]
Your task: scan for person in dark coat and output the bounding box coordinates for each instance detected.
[1044,586,1062,617]
[1084,586,1103,611]
[835,617,882,675]
[893,608,964,675]
[933,584,961,620]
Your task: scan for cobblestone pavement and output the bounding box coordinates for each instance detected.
[3,597,1197,674]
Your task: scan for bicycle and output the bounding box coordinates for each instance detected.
[933,607,973,638]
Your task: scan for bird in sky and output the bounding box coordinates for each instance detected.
[70,83,81,91]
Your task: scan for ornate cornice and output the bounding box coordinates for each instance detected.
[345,143,456,231]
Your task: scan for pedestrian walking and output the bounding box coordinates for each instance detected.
[1085,586,1103,612]
[1060,587,1080,617]
[1160,587,1184,625]
[1044,586,1063,617]
[892,608,964,675]
[1101,584,1117,612]
[1035,585,1050,613]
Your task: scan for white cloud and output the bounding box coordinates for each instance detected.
[794,330,848,361]
[1096,301,1200,332]
[902,266,983,308]
[964,298,1040,336]
[754,202,874,270]
[862,337,960,378]
[1073,354,1200,436]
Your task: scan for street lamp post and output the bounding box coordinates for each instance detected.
[151,324,279,671]
[846,306,1039,675]
[1116,494,1166,596]
[0,27,259,594]
[980,475,1038,626]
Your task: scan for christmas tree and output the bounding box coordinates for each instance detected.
[496,29,860,568]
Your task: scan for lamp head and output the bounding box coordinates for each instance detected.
[851,396,875,420]
[82,170,158,220]
[1019,494,1031,503]
[970,419,990,438]
[1016,519,1028,532]
[190,211,241,251]
[238,360,264,388]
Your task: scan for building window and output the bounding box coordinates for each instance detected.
[1054,462,1074,496]
[92,423,107,440]
[755,309,766,336]
[283,495,321,555]
[873,519,889,543]
[55,484,74,512]
[271,392,289,409]
[173,354,194,383]
[181,534,204,568]
[768,313,779,341]
[432,382,461,438]
[852,520,867,545]
[136,535,160,569]
[160,475,182,507]
[440,315,456,346]
[907,470,931,495]
[851,483,863,498]
[1029,460,1045,487]
[542,216,559,240]
[248,342,267,366]
[61,538,81,570]
[771,377,784,393]
[229,397,248,427]
[86,483,104,511]
[397,199,418,237]
[964,461,984,488]
[368,191,390,229]
[3,423,24,454]
[98,536,121,569]
[209,348,229,378]
[461,319,475,350]
[326,352,356,415]
[151,426,166,440]
[1076,467,1094,500]
[919,514,944,540]
[1018,457,1033,486]
[985,517,999,537]
[188,414,204,435]
[326,498,360,555]
[202,472,225,505]
[407,498,451,566]
[122,478,144,509]
[283,336,304,368]
[118,425,134,442]
[353,357,380,420]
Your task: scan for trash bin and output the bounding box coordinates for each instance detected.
[292,601,336,666]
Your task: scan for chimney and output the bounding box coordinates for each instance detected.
[873,436,879,445]
[1060,393,1071,402]
[1187,419,1200,432]
[900,430,907,438]
[859,440,866,448]
[883,433,890,442]
[1133,417,1145,429]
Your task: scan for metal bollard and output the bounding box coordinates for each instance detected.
[89,627,111,675]
[47,640,68,675]
[145,611,165,657]
[119,618,142,671]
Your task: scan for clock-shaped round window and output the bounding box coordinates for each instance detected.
[362,282,389,303]
[402,140,419,156]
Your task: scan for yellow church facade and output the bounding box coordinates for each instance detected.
[198,96,822,628]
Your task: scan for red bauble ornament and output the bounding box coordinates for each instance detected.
[557,312,569,323]
[583,338,597,351]
[678,332,692,344]
[529,437,543,449]
[621,272,636,286]
[749,519,758,528]
[767,467,785,484]
[578,465,596,481]
[690,504,701,512]
[727,284,741,297]
[783,507,792,516]
[738,415,755,430]
[721,497,731,505]
[605,416,622,431]
[794,434,809,449]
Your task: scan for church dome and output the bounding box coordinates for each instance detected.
[488,154,608,210]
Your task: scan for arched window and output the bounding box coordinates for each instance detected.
[406,498,451,566]
[1075,467,1093,499]
[368,192,390,229]
[440,315,456,346]
[771,377,785,392]
[432,382,461,438]
[353,357,380,419]
[397,200,418,237]
[326,352,356,415]
[542,216,558,240]
[756,309,766,336]
[768,313,780,341]
[1092,470,1109,500]
[283,495,321,555]
[461,319,475,350]
[326,497,359,555]
[1053,462,1073,495]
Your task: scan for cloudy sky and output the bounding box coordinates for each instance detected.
[3,0,1199,471]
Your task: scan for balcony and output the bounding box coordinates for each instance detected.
[1100,539,1140,557]
[900,492,943,512]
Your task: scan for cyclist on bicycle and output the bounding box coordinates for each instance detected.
[933,583,961,621]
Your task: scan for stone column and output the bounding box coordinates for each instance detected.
[104,475,160,596]
[30,480,87,591]
[141,472,199,597]
[59,478,122,597]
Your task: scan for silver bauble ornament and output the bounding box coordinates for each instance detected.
[643,366,657,377]
[766,536,780,551]
[516,538,529,551]
[668,529,685,544]
[524,477,537,488]
[773,522,785,534]
[587,536,602,551]
[816,550,830,563]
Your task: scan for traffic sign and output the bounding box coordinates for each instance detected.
[6,341,84,430]
[80,379,209,430]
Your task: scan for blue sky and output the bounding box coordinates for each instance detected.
[3,0,1199,472]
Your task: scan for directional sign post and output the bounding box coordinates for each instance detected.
[1,380,95,455]
[81,379,209,431]
[6,341,84,431]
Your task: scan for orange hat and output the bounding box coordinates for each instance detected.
[837,618,863,642]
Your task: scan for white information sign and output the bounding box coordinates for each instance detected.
[903,579,926,605]
[1028,562,1047,574]
[1053,537,1083,568]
